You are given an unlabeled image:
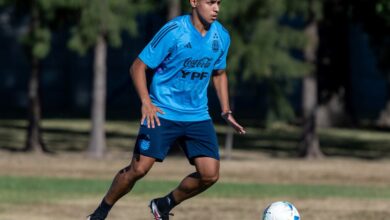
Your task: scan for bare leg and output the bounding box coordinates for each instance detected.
[104,154,156,205]
[171,157,219,204]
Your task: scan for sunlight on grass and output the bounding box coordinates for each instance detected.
[1,176,389,204]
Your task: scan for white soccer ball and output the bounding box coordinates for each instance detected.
[262,201,300,220]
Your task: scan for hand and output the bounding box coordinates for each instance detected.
[221,111,246,134]
[141,101,164,128]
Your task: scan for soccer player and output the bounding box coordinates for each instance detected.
[88,0,245,219]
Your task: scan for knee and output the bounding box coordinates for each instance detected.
[200,173,219,186]
[121,165,148,180]
[130,165,149,179]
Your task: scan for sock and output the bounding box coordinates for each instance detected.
[156,192,178,213]
[92,199,112,219]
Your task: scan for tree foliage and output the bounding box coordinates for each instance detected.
[220,0,312,82]
[65,0,152,157]
[0,0,78,59]
[219,0,314,123]
[349,0,390,76]
[68,0,150,55]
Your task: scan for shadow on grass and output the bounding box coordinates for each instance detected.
[0,122,138,153]
[216,128,390,160]
[1,120,389,160]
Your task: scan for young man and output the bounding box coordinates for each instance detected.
[88,0,245,219]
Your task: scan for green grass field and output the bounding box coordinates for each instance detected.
[1,119,390,219]
[2,176,390,205]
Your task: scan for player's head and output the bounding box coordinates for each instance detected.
[189,0,221,24]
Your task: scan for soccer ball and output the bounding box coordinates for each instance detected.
[262,201,300,220]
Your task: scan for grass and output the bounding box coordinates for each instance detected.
[1,119,390,220]
[1,176,389,204]
[1,119,390,159]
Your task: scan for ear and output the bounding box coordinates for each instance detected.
[189,0,198,8]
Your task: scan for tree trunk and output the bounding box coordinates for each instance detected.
[377,84,390,127]
[377,101,390,127]
[301,75,323,158]
[224,128,234,160]
[317,89,348,128]
[224,88,237,160]
[87,34,107,158]
[24,57,47,152]
[167,0,180,20]
[301,2,324,159]
[24,1,47,153]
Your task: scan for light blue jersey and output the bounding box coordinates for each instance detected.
[138,15,230,121]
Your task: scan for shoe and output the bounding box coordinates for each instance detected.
[87,214,104,220]
[149,199,174,220]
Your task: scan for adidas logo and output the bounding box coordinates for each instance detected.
[184,42,192,48]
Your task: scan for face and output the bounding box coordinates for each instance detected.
[191,0,221,24]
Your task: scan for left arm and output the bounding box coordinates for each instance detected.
[212,70,246,134]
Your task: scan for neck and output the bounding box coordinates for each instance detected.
[190,12,210,36]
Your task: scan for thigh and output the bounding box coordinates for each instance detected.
[181,120,220,164]
[133,118,183,162]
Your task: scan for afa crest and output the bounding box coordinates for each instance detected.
[137,134,151,151]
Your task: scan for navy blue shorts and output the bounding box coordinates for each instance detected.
[133,118,219,164]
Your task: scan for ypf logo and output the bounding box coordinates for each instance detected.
[181,70,208,80]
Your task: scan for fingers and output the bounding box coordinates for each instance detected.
[226,115,246,134]
[230,120,246,134]
[235,125,246,134]
[141,105,164,128]
[154,108,164,127]
[156,108,164,115]
[140,115,146,125]
[143,114,159,128]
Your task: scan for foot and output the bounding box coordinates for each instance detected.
[149,199,174,220]
[87,214,105,220]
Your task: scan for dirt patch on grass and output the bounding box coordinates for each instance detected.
[1,150,389,186]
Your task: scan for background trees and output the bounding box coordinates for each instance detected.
[68,0,150,158]
[350,0,390,127]
[219,0,314,158]
[0,0,388,160]
[0,0,79,153]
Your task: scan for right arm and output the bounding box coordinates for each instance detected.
[129,58,163,128]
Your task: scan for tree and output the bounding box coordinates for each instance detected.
[167,0,180,20]
[219,0,311,158]
[284,0,325,159]
[374,0,390,127]
[68,0,150,158]
[0,0,78,153]
[350,0,390,127]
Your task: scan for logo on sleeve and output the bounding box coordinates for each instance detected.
[212,33,219,53]
[184,42,192,48]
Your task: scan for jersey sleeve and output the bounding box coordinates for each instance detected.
[138,22,179,69]
[213,32,231,70]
